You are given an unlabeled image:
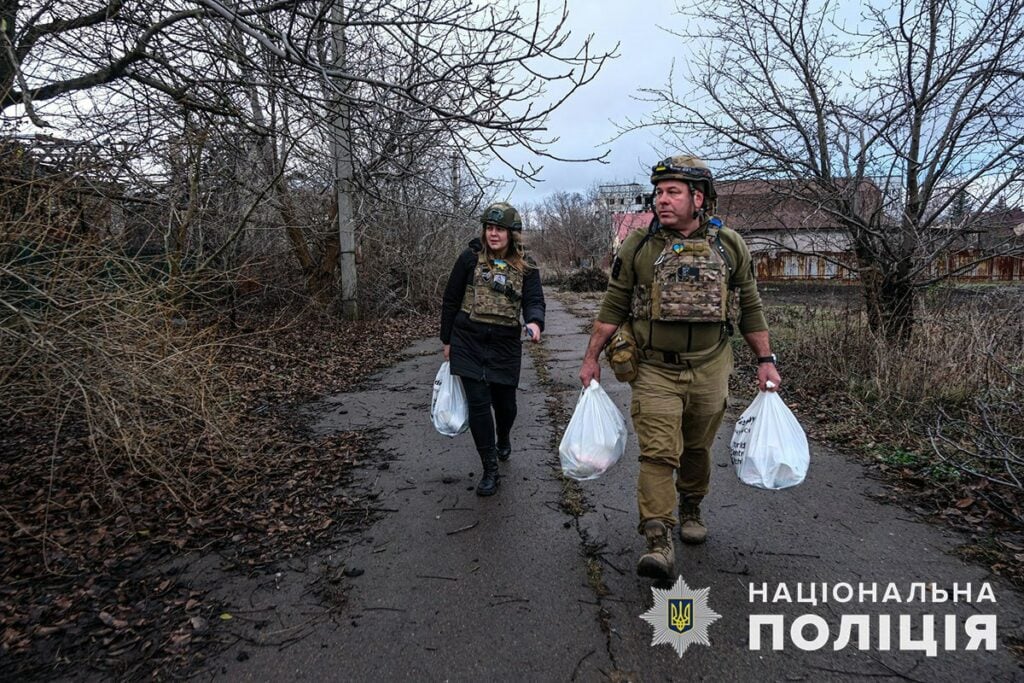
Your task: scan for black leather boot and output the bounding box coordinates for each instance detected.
[476,447,500,496]
[496,438,512,462]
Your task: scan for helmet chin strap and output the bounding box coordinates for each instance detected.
[688,182,703,220]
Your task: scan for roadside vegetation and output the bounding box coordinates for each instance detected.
[0,173,433,678]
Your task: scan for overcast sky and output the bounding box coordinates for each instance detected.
[497,0,693,208]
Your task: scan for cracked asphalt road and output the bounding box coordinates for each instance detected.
[204,294,1024,682]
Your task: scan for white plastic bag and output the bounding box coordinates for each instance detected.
[729,390,809,489]
[431,362,469,437]
[558,380,628,481]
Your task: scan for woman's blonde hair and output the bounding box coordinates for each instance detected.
[480,226,534,271]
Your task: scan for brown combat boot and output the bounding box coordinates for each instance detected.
[678,497,707,545]
[636,520,675,580]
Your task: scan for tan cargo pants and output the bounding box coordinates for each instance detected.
[630,345,732,534]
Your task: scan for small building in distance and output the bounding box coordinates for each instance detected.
[975,206,1024,251]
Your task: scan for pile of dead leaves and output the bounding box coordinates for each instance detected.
[0,309,431,679]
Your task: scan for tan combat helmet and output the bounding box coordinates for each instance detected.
[650,154,718,214]
[480,202,524,232]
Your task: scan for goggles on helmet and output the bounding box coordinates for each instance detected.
[651,160,713,180]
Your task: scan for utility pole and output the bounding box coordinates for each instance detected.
[331,0,358,319]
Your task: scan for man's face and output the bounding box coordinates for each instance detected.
[654,180,704,230]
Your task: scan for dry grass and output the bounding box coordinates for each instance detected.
[776,288,1022,411]
[762,285,1024,527]
[1,226,242,513]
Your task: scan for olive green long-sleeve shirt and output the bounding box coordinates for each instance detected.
[598,223,768,355]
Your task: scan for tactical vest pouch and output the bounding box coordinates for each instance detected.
[605,322,639,383]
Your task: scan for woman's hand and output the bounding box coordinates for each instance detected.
[525,322,541,343]
[443,344,450,361]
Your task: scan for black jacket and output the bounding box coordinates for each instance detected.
[440,238,546,386]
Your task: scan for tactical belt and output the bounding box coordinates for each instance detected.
[638,337,728,369]
[639,349,684,365]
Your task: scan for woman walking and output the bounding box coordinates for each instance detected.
[440,202,545,496]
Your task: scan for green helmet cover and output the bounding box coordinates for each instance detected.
[480,202,523,231]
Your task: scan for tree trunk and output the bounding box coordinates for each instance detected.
[0,1,16,100]
[859,258,915,343]
[878,276,915,343]
[859,262,883,335]
[243,73,317,287]
[167,117,203,282]
[307,200,341,297]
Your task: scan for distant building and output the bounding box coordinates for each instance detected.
[975,206,1024,251]
[600,183,652,252]
[0,135,124,239]
[714,179,876,254]
[612,212,653,250]
[597,183,647,213]
[601,177,1022,281]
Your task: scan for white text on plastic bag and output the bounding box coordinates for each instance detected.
[729,391,809,489]
[431,362,469,437]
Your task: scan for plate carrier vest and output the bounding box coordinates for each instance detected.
[631,219,733,323]
[461,251,523,327]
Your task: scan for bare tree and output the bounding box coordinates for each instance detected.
[2,1,614,314]
[531,188,608,271]
[634,0,1024,340]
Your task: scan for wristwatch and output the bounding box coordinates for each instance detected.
[757,353,777,365]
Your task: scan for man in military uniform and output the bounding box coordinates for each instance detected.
[579,155,781,580]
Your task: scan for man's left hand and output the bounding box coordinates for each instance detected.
[525,322,541,343]
[758,363,781,391]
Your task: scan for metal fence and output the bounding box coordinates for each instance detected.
[754,251,1024,282]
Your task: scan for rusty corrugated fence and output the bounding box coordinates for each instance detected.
[754,251,1024,282]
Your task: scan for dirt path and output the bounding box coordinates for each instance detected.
[201,294,1024,681]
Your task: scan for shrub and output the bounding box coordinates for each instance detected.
[563,266,609,292]
[766,284,1024,523]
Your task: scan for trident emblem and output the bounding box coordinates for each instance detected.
[669,599,693,634]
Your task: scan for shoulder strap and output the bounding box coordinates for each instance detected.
[707,215,735,284]
[630,216,661,275]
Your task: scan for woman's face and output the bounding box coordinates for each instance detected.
[485,223,510,254]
